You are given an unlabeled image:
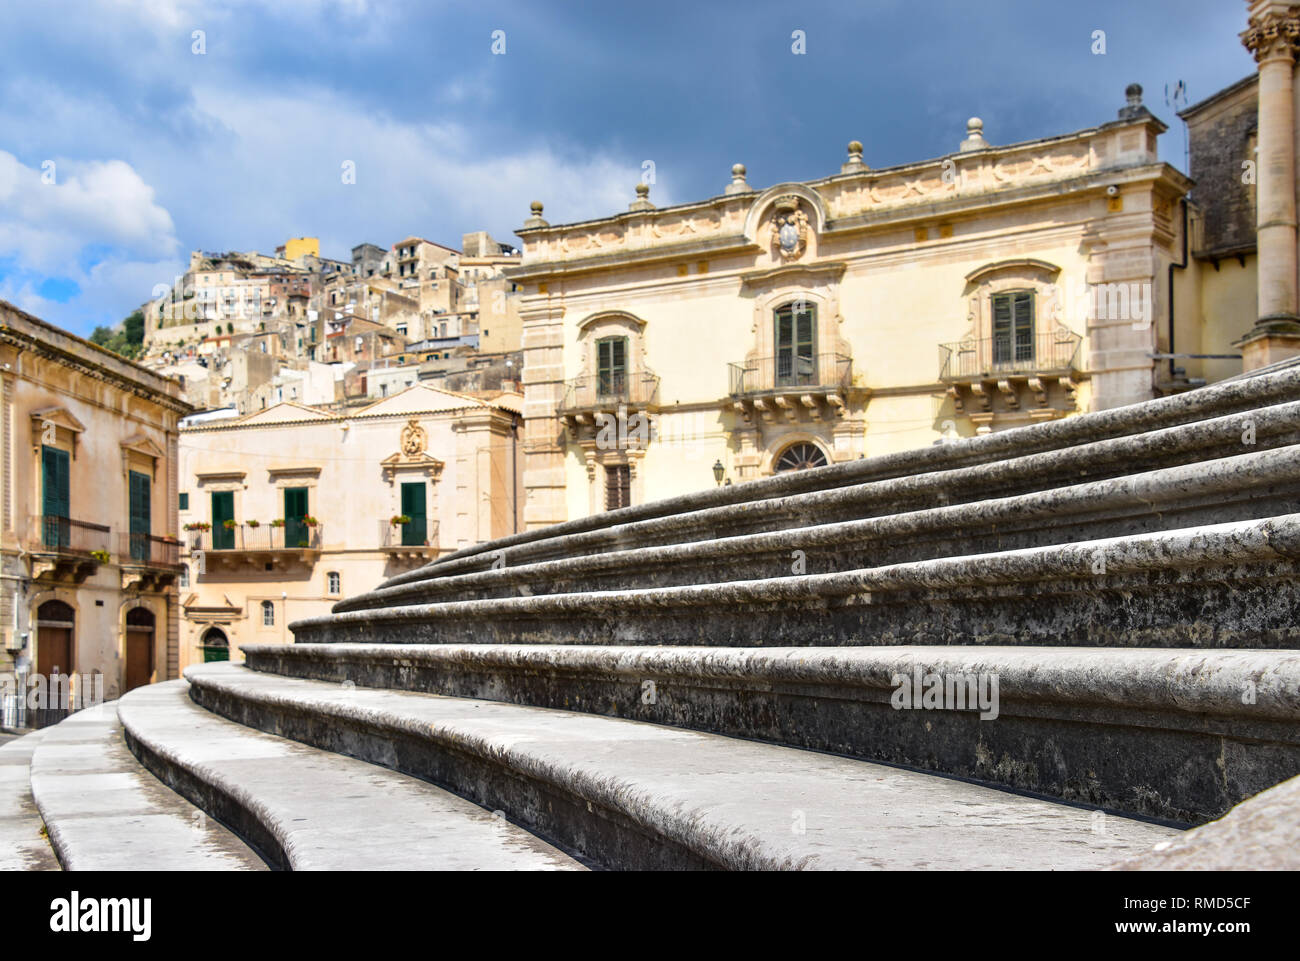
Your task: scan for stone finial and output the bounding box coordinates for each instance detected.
[1118,82,1152,121]
[629,181,656,212]
[523,200,548,229]
[724,162,752,195]
[959,117,989,152]
[841,140,868,173]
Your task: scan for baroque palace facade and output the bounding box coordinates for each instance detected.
[176,383,521,668]
[0,302,190,717]
[505,85,1246,529]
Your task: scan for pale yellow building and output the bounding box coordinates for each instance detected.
[507,87,1202,527]
[0,301,191,721]
[176,384,521,666]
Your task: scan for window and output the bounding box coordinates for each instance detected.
[774,304,816,386]
[179,565,189,588]
[261,600,275,626]
[179,492,189,511]
[129,470,151,561]
[596,336,628,399]
[284,487,309,547]
[775,442,828,472]
[604,464,631,510]
[41,445,70,548]
[400,482,427,546]
[992,291,1034,367]
[211,490,235,549]
[327,571,340,595]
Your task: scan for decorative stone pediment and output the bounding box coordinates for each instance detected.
[30,406,86,456]
[381,451,444,484]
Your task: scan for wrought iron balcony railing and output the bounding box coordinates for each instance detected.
[560,368,660,412]
[728,353,852,396]
[119,533,183,568]
[29,515,111,556]
[379,518,439,550]
[189,523,323,552]
[938,329,1082,380]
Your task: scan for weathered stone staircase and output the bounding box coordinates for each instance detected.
[6,362,1300,870]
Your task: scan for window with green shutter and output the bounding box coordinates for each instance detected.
[596,337,628,399]
[992,291,1034,366]
[774,304,816,386]
[41,446,70,548]
[211,490,235,549]
[400,482,427,546]
[129,470,151,561]
[284,487,309,547]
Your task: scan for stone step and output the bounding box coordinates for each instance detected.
[28,703,267,870]
[341,446,1300,610]
[296,515,1300,649]
[0,730,59,871]
[390,364,1300,589]
[375,398,1300,594]
[185,661,1178,870]
[1111,772,1300,870]
[116,680,585,871]
[240,642,1300,824]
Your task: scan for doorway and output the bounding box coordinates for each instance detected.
[35,600,74,728]
[124,606,155,692]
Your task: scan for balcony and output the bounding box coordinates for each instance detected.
[727,353,852,424]
[938,329,1083,426]
[188,522,323,571]
[379,518,439,563]
[27,515,110,582]
[559,369,660,441]
[118,533,184,591]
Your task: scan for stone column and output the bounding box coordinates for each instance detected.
[1239,2,1300,369]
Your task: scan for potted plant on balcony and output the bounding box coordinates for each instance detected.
[183,521,211,532]
[246,520,260,528]
[390,515,411,527]
[302,515,319,527]
[222,519,238,530]
[269,518,284,528]
[90,550,111,564]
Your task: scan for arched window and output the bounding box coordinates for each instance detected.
[261,600,275,626]
[774,442,829,472]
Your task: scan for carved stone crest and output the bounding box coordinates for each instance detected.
[400,418,427,456]
[769,196,809,262]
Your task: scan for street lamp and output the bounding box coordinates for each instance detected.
[712,459,725,486]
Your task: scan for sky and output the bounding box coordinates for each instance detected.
[0,0,1257,336]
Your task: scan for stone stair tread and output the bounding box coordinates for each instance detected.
[117,680,584,871]
[341,446,1300,611]
[402,363,1300,584]
[188,662,1179,870]
[29,704,267,871]
[0,729,60,871]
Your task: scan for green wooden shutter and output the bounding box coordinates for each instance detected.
[400,482,427,546]
[41,446,70,548]
[284,487,309,547]
[129,470,151,561]
[775,305,816,386]
[212,490,234,549]
[596,337,627,398]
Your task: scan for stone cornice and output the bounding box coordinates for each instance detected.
[0,318,192,416]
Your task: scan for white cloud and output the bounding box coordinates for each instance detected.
[0,150,183,329]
